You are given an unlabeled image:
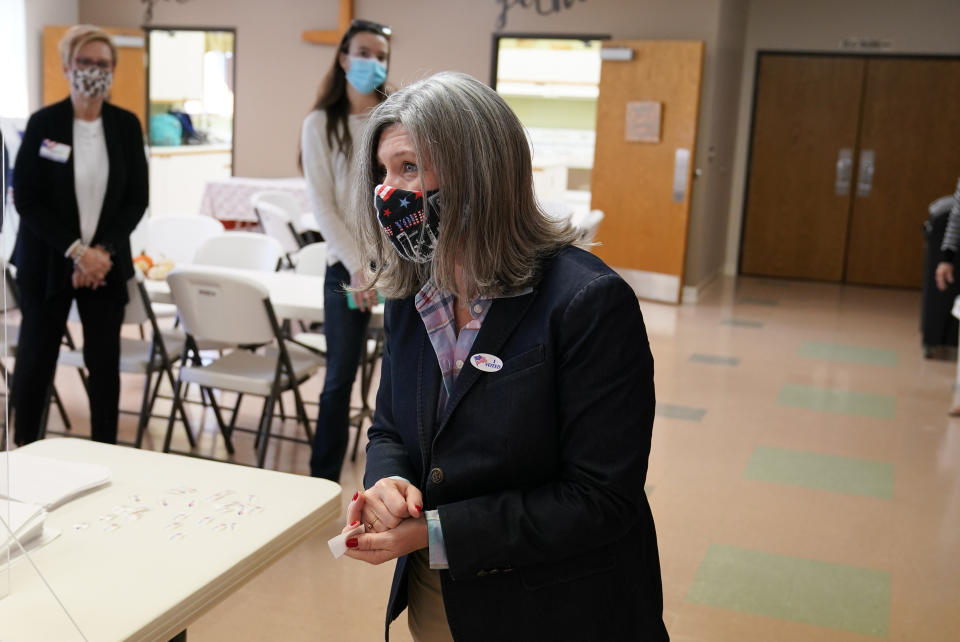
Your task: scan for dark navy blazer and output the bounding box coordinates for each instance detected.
[12,97,147,306]
[365,246,669,641]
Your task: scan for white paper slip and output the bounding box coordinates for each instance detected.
[1,452,111,510]
[328,522,365,559]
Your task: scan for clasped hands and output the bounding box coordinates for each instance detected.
[341,477,428,565]
[72,245,112,290]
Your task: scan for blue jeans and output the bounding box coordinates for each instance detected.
[310,261,370,480]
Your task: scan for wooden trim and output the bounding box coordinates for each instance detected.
[302,0,353,45]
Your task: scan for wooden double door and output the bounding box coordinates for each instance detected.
[740,53,960,288]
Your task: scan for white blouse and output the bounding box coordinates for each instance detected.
[72,117,109,245]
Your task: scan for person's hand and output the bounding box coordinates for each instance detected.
[350,269,378,312]
[344,514,428,566]
[347,479,422,533]
[77,245,112,282]
[71,266,105,289]
[936,261,955,291]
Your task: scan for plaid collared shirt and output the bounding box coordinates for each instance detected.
[414,281,493,416]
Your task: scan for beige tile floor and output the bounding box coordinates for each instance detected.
[4,275,960,640]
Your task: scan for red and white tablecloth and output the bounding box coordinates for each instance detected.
[198,176,310,222]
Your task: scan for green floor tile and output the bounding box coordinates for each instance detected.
[744,446,894,499]
[720,318,766,328]
[690,353,741,366]
[687,544,890,637]
[798,341,898,367]
[655,403,707,421]
[777,384,896,419]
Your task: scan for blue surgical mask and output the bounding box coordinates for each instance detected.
[345,57,387,94]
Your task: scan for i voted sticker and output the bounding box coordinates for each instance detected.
[470,353,503,373]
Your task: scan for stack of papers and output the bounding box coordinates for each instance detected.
[0,498,47,557]
[0,452,111,510]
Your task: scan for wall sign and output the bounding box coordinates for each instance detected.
[625,101,662,143]
[495,0,589,30]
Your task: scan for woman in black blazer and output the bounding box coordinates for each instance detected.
[339,73,668,641]
[11,25,147,446]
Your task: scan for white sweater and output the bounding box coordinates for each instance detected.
[300,109,368,275]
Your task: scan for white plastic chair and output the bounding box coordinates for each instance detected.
[293,242,327,277]
[251,192,306,263]
[539,198,576,224]
[163,266,322,467]
[575,209,605,244]
[251,190,320,238]
[52,273,194,448]
[2,266,73,431]
[194,232,284,272]
[145,215,225,265]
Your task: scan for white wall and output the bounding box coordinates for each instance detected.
[723,0,960,275]
[80,0,736,289]
[0,0,29,118]
[24,0,78,113]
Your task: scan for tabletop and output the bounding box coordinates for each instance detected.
[0,439,340,641]
[143,265,384,325]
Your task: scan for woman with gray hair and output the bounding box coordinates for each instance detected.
[340,72,667,641]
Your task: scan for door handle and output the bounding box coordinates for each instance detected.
[856,150,875,198]
[672,148,691,203]
[835,148,852,196]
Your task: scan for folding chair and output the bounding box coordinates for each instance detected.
[251,193,307,268]
[194,232,284,272]
[140,215,225,322]
[163,266,322,467]
[145,215,225,265]
[251,191,322,245]
[1,265,74,431]
[50,273,195,448]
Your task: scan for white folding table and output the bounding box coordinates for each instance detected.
[0,439,340,641]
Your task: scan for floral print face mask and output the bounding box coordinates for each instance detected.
[69,66,113,98]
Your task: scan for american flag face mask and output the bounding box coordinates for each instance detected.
[374,184,441,263]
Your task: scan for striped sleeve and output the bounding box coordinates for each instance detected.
[939,177,960,261]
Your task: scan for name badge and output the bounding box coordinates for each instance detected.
[39,139,71,163]
[470,353,503,373]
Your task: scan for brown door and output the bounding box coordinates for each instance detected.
[844,58,960,287]
[740,55,865,281]
[591,40,704,304]
[43,26,146,129]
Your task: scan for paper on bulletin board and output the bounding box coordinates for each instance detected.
[625,101,662,143]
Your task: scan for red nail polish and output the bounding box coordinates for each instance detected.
[346,537,358,548]
[352,491,359,501]
[415,505,422,513]
[350,520,359,527]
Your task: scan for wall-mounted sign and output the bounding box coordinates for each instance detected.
[840,37,894,51]
[625,101,661,143]
[495,0,589,30]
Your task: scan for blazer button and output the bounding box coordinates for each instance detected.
[430,467,444,484]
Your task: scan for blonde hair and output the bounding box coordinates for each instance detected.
[59,25,117,67]
[354,72,578,300]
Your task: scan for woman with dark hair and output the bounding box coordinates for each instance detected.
[340,72,668,642]
[12,24,147,446]
[299,19,391,480]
